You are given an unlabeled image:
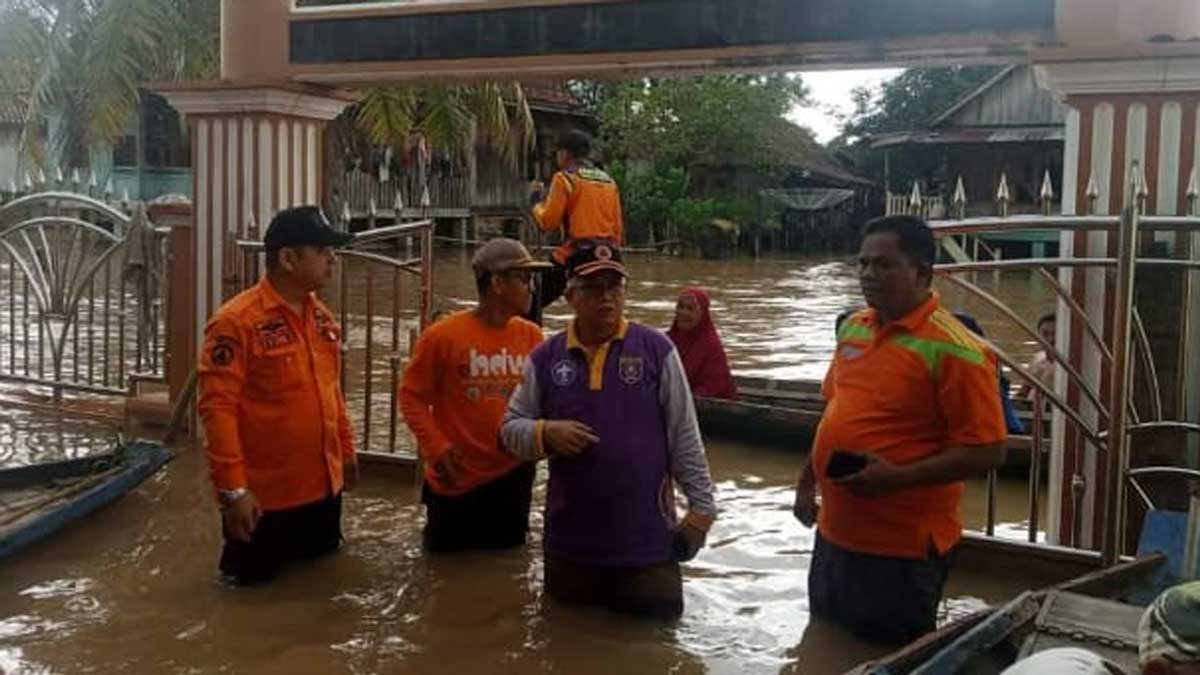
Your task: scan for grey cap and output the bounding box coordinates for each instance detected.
[471,238,552,275]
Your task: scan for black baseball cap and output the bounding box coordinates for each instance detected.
[263,206,353,251]
[566,240,626,278]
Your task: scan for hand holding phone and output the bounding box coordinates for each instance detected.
[826,450,868,479]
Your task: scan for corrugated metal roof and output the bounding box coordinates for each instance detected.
[870,126,1064,149]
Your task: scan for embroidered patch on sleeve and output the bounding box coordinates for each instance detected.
[209,336,237,367]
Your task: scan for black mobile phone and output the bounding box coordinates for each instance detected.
[826,450,868,479]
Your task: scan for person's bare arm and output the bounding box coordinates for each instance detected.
[793,455,819,526]
[835,444,1006,497]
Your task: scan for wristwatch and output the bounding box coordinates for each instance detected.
[219,487,249,506]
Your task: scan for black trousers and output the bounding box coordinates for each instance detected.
[526,261,569,324]
[421,462,536,553]
[807,531,952,644]
[544,556,684,620]
[219,493,342,585]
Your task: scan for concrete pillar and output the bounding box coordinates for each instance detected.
[1035,57,1200,548]
[155,83,355,352]
[148,202,195,409]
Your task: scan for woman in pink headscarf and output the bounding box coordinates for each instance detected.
[667,287,738,400]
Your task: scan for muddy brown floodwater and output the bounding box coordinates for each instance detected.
[0,252,1054,674]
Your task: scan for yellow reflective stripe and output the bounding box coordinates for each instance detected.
[576,167,615,184]
[929,310,983,352]
[890,333,985,373]
[837,319,875,342]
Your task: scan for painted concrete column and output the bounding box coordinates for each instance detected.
[155,83,355,358]
[1035,57,1200,548]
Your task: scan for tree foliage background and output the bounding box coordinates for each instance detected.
[0,0,531,178]
[577,75,809,246]
[0,0,220,170]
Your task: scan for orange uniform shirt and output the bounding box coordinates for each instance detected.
[399,310,543,496]
[198,278,355,511]
[533,163,624,264]
[813,293,1007,559]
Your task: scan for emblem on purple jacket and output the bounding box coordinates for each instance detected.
[619,356,644,385]
[551,359,577,386]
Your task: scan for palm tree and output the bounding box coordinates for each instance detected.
[0,0,219,174]
[1,0,533,184]
[353,83,535,167]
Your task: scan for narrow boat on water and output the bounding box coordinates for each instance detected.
[696,376,1043,470]
[845,481,1200,675]
[845,552,1169,674]
[0,440,173,560]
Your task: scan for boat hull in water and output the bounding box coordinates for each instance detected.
[0,441,173,560]
[696,377,1042,471]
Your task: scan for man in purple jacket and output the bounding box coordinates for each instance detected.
[501,241,717,619]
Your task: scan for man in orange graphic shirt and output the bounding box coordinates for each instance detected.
[400,238,547,552]
[198,206,357,584]
[528,129,624,320]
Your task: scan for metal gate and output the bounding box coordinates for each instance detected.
[0,192,168,400]
[904,164,1200,564]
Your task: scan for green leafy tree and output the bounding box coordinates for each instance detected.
[353,83,534,166]
[595,75,810,249]
[1,0,531,177]
[599,75,809,174]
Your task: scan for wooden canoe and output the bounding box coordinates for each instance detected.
[697,376,1042,469]
[693,396,823,450]
[0,441,173,560]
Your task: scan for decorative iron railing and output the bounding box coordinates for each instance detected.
[931,162,1200,565]
[0,191,169,399]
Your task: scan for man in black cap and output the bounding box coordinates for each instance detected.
[198,206,358,584]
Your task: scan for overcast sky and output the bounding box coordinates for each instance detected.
[788,68,904,143]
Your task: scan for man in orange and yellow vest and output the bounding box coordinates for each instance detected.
[794,215,1007,644]
[529,129,624,320]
